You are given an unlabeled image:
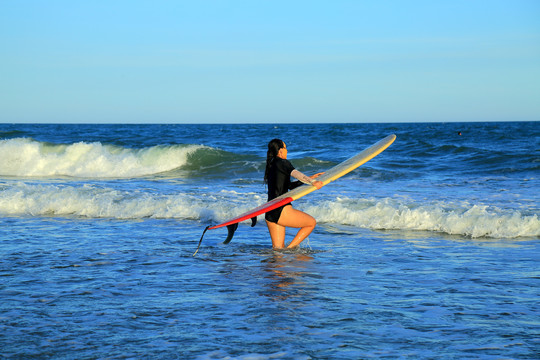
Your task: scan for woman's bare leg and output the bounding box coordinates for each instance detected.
[277,206,316,248]
[266,220,286,249]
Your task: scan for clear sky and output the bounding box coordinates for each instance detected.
[1,0,539,123]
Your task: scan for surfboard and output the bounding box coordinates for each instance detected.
[194,134,396,255]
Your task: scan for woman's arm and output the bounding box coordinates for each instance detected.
[291,170,324,189]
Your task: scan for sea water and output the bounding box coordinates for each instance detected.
[0,122,538,359]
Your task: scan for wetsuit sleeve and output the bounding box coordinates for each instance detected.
[278,160,303,190]
[289,180,303,190]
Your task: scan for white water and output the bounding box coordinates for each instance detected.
[307,197,540,239]
[1,182,537,239]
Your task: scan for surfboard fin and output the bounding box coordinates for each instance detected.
[223,223,238,244]
[251,216,257,227]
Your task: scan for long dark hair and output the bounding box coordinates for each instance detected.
[264,138,284,184]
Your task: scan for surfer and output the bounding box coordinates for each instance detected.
[194,134,395,256]
[264,139,324,249]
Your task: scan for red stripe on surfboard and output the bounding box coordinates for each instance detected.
[208,197,293,230]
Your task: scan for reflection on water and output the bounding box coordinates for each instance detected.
[261,252,314,302]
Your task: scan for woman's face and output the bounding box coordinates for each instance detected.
[277,142,287,159]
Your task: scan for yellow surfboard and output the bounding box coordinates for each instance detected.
[194,134,396,255]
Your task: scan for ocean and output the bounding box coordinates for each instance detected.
[0,122,538,359]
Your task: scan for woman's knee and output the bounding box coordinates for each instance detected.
[305,215,316,228]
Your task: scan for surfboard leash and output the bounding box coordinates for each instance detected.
[192,223,239,256]
[193,225,210,256]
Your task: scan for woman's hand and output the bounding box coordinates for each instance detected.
[312,180,323,190]
[310,172,324,189]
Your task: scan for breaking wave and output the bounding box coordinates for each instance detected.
[0,183,538,239]
[307,197,540,239]
[0,138,212,178]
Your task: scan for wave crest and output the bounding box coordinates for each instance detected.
[0,138,206,178]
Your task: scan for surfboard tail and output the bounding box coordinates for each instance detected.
[193,216,258,256]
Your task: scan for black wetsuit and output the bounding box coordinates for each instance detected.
[265,158,302,223]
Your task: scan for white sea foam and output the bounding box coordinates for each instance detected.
[0,138,204,178]
[1,183,538,239]
[306,197,540,239]
[0,183,260,223]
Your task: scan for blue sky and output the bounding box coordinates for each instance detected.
[1,1,539,123]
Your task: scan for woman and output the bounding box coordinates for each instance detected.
[264,139,324,249]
